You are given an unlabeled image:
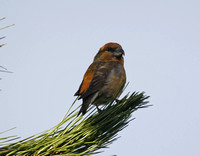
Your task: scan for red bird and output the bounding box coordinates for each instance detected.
[75,42,126,115]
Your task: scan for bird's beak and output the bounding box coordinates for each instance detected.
[121,49,125,56]
[116,47,125,56]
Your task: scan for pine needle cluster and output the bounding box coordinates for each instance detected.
[0,92,149,156]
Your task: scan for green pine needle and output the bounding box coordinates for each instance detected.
[0,91,150,156]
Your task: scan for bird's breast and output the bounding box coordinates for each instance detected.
[101,63,126,99]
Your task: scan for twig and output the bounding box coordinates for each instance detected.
[0,24,15,31]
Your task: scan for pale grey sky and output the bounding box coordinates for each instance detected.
[1,0,200,156]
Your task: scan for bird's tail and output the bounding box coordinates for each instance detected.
[77,100,90,116]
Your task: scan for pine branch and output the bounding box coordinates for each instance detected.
[0,91,150,156]
[0,17,14,47]
[0,17,13,89]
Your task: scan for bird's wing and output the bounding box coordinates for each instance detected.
[74,61,103,96]
[75,61,113,99]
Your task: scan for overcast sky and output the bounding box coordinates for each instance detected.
[1,0,200,156]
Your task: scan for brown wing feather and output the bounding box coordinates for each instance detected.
[80,67,109,99]
[74,61,104,97]
[80,62,121,100]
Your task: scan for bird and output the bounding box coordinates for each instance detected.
[74,42,126,116]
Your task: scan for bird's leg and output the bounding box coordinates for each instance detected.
[96,106,101,113]
[115,98,125,104]
[115,99,123,104]
[115,99,120,103]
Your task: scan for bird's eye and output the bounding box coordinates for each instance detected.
[107,47,114,52]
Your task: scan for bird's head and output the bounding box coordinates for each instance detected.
[94,42,125,65]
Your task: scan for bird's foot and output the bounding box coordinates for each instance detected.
[96,106,101,113]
